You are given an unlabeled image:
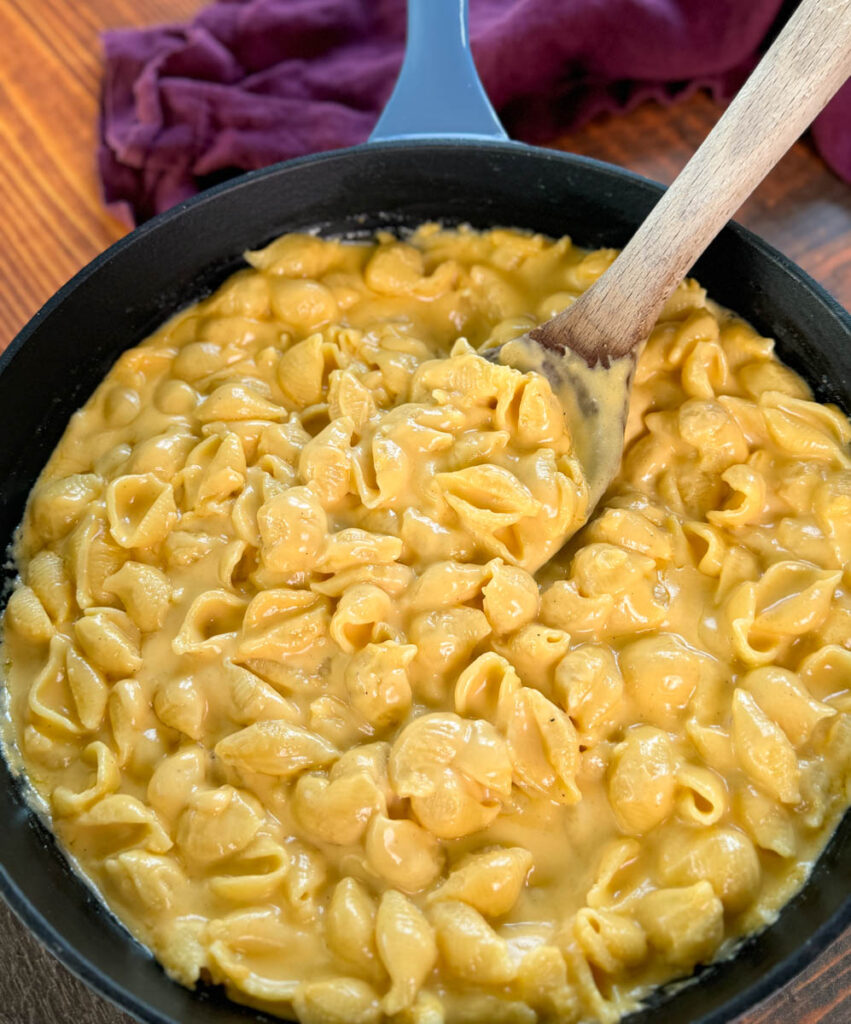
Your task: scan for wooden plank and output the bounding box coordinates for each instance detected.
[553,91,851,304]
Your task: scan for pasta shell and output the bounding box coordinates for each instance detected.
[682,520,727,577]
[428,846,532,916]
[751,561,841,637]
[106,474,178,549]
[185,432,247,507]
[682,337,727,399]
[330,585,394,653]
[104,561,172,632]
[237,588,330,662]
[584,506,672,563]
[685,719,738,778]
[293,978,380,1024]
[277,334,338,409]
[497,370,567,448]
[516,945,577,1019]
[454,652,521,723]
[205,908,306,1002]
[196,383,285,423]
[408,607,491,703]
[364,814,443,892]
[312,563,413,599]
[586,838,641,909]
[675,764,727,826]
[178,585,246,654]
[270,278,339,335]
[325,878,383,982]
[619,634,709,730]
[294,772,383,846]
[732,689,800,804]
[438,464,540,532]
[125,429,196,479]
[574,908,647,974]
[735,785,797,857]
[482,561,539,635]
[68,512,126,609]
[554,645,623,739]
[209,836,290,902]
[283,840,327,923]
[430,900,515,986]
[298,417,354,508]
[724,581,784,667]
[389,713,511,840]
[246,232,340,277]
[147,746,208,823]
[328,370,376,430]
[215,720,337,777]
[52,741,120,817]
[315,528,403,575]
[27,549,74,623]
[798,644,851,702]
[636,882,723,969]
[540,580,613,637]
[4,586,54,644]
[74,608,142,678]
[608,727,677,833]
[761,390,851,466]
[407,560,488,612]
[257,486,327,573]
[707,464,767,528]
[27,473,102,543]
[163,530,218,569]
[658,826,761,913]
[344,641,416,728]
[493,622,572,683]
[177,786,263,866]
[104,850,184,914]
[741,666,835,747]
[108,679,145,766]
[677,399,748,470]
[65,644,109,731]
[73,794,172,856]
[504,687,581,805]
[813,473,851,565]
[376,890,436,1014]
[222,659,298,725]
[154,677,207,740]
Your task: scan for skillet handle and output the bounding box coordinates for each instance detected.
[370,0,508,142]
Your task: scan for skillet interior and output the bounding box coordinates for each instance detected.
[0,139,849,1024]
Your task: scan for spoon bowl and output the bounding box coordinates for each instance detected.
[486,335,634,512]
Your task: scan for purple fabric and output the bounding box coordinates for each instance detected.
[99,0,850,225]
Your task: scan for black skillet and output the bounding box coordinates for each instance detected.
[0,1,849,1022]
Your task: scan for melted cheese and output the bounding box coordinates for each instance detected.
[2,225,850,1024]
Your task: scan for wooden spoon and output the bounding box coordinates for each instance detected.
[494,0,851,542]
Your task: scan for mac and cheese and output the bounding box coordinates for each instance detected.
[3,225,850,1024]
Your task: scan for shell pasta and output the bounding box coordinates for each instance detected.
[2,224,851,1024]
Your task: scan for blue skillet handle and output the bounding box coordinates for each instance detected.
[370,0,508,142]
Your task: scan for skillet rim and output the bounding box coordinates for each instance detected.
[3,139,849,381]
[0,136,849,1024]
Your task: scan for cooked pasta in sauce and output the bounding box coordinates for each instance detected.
[2,225,851,1024]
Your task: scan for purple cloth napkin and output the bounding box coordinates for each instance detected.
[100,0,851,225]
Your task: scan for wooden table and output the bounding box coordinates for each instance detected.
[0,2,849,1023]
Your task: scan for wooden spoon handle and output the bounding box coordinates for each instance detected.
[541,0,851,364]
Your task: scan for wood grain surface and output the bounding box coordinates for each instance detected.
[0,3,849,1024]
[539,0,851,365]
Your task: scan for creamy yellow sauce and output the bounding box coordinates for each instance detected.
[496,336,634,511]
[2,225,851,1024]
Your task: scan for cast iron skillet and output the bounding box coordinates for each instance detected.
[1,2,849,1022]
